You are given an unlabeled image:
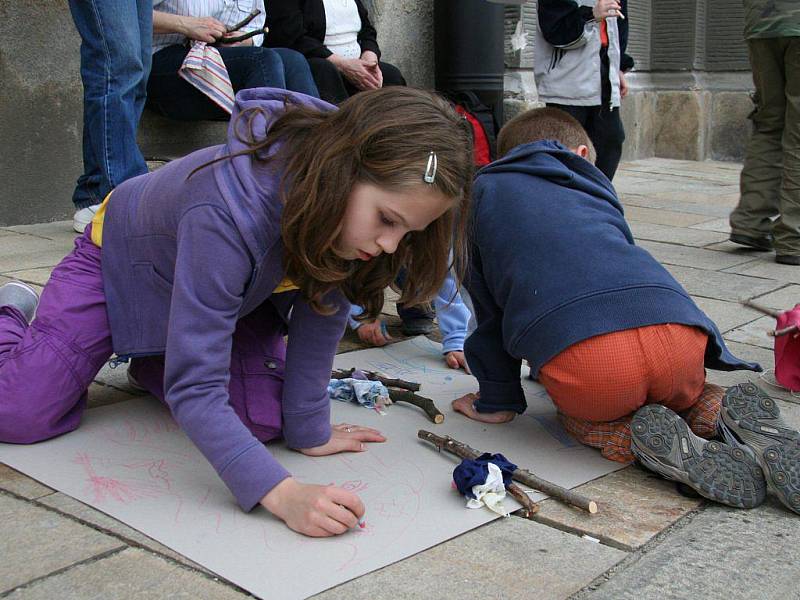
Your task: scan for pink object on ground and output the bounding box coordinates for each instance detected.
[774,304,800,391]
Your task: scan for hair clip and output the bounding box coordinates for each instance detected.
[424,151,438,184]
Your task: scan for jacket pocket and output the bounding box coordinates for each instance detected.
[229,352,284,442]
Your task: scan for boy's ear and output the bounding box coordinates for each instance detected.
[575,144,590,159]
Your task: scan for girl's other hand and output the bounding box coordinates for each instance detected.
[444,350,471,373]
[356,319,392,346]
[260,477,364,537]
[452,392,516,424]
[298,423,386,456]
[181,16,227,42]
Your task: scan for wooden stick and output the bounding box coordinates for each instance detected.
[742,299,781,319]
[388,388,444,424]
[214,27,268,45]
[416,430,538,517]
[331,368,421,392]
[769,324,800,337]
[418,431,598,515]
[227,8,261,32]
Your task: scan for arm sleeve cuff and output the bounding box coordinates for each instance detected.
[219,442,291,511]
[283,403,332,449]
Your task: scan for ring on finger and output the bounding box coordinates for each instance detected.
[345,427,352,433]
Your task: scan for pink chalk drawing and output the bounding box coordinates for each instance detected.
[97,413,196,461]
[74,452,169,505]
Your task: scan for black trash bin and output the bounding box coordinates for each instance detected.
[434,0,506,125]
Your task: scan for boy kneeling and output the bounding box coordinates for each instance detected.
[454,107,777,510]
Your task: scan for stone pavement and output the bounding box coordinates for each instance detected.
[1,158,799,599]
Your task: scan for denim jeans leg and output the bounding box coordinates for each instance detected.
[272,48,320,98]
[222,46,287,90]
[68,0,151,208]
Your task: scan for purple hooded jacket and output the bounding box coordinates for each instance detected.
[101,89,348,510]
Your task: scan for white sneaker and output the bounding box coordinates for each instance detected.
[0,281,40,323]
[73,203,101,234]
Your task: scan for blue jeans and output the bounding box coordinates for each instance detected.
[67,0,152,209]
[146,45,320,121]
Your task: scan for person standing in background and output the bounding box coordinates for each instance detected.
[729,1,800,265]
[68,1,152,234]
[534,0,633,181]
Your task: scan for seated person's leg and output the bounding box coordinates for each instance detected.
[271,48,320,97]
[538,328,650,462]
[220,45,287,90]
[146,45,230,121]
[378,62,406,87]
[307,57,350,104]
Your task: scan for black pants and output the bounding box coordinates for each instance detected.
[547,103,625,181]
[307,57,406,105]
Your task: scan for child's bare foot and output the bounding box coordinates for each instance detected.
[452,392,516,424]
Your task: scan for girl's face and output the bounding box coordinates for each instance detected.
[335,182,452,262]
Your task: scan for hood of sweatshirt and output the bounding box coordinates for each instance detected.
[477,139,622,213]
[213,88,336,261]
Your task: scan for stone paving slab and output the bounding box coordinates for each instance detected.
[37,493,208,573]
[692,296,762,333]
[0,493,125,593]
[627,222,728,248]
[0,464,53,500]
[4,548,249,600]
[724,257,800,285]
[724,315,778,350]
[533,466,701,551]
[86,382,143,409]
[751,284,800,311]
[0,233,68,273]
[7,267,55,287]
[663,264,781,302]
[622,206,715,227]
[639,240,757,271]
[689,217,731,233]
[579,502,800,600]
[315,517,625,600]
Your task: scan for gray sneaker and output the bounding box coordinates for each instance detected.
[0,281,39,323]
[718,382,800,515]
[631,404,766,509]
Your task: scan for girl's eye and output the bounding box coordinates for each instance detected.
[379,212,395,227]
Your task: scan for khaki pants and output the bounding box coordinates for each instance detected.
[731,37,800,255]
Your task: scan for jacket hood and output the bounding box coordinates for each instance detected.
[213,88,337,260]
[477,140,622,213]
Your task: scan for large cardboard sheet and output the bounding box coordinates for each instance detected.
[0,338,622,599]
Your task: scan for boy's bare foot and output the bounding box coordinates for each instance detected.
[452,393,516,424]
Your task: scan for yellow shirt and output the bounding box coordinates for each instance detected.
[90,192,298,293]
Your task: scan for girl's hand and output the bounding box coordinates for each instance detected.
[260,477,364,537]
[444,351,471,373]
[452,392,516,424]
[592,0,621,20]
[180,16,227,42]
[298,423,386,456]
[356,319,392,346]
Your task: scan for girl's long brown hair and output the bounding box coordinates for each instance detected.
[223,88,473,317]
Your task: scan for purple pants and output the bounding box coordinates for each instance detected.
[0,229,285,444]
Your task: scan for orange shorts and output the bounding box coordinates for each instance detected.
[537,323,708,422]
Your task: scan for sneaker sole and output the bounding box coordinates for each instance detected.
[721,383,800,514]
[631,404,766,509]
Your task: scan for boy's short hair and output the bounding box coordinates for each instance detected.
[497,107,597,164]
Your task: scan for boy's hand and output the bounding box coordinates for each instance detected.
[452,392,516,424]
[619,70,628,99]
[356,319,392,346]
[444,351,471,373]
[593,0,621,20]
[297,423,386,456]
[260,477,364,537]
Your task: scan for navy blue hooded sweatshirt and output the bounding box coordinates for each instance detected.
[465,140,760,414]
